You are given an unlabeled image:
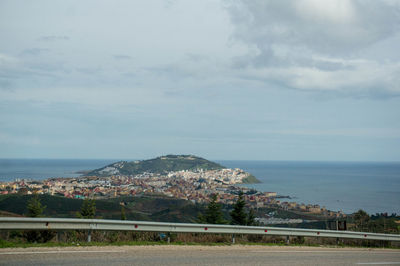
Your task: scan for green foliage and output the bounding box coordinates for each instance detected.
[0,194,116,217]
[353,209,370,231]
[230,192,247,225]
[88,155,224,176]
[23,194,55,243]
[26,194,45,217]
[0,194,205,222]
[241,175,261,184]
[198,194,226,224]
[351,210,399,234]
[0,238,14,248]
[77,198,96,219]
[230,192,258,226]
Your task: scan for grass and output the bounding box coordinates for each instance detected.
[1,238,399,249]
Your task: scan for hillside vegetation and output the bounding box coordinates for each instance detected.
[0,194,203,223]
[87,155,224,176]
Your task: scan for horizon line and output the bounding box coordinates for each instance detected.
[0,157,399,164]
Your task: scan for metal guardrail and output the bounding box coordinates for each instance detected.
[0,217,399,242]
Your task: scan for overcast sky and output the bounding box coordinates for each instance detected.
[1,0,399,161]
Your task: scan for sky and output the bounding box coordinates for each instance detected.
[0,0,399,161]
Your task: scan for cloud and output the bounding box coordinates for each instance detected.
[1,0,399,101]
[20,48,50,56]
[113,55,132,60]
[235,58,400,98]
[163,0,178,9]
[0,51,65,90]
[225,0,400,98]
[0,53,18,68]
[227,0,400,55]
[37,35,70,41]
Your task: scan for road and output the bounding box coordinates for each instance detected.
[0,245,399,266]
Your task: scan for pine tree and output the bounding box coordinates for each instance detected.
[27,194,45,217]
[199,194,226,224]
[77,198,96,219]
[24,194,55,243]
[230,192,247,225]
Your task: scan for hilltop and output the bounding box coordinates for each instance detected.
[86,155,225,177]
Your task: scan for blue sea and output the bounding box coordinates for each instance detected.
[0,159,399,215]
[219,160,400,215]
[0,159,116,180]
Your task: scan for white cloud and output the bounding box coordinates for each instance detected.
[225,0,400,97]
[294,0,356,24]
[0,53,18,67]
[237,58,400,96]
[228,0,400,54]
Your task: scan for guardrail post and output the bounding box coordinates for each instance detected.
[336,237,340,245]
[57,231,61,242]
[286,236,290,245]
[167,232,171,244]
[87,230,92,242]
[232,234,235,244]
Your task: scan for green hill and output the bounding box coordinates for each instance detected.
[87,155,224,177]
[241,174,260,184]
[0,194,204,223]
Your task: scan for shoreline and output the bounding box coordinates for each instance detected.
[1,160,399,215]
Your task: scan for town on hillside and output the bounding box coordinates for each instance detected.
[0,167,346,220]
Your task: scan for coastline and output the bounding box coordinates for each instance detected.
[1,159,399,214]
[240,174,261,184]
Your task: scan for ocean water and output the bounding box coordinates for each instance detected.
[0,159,116,181]
[0,159,399,214]
[218,160,400,215]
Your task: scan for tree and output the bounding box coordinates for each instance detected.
[353,209,370,231]
[27,194,45,217]
[77,198,96,219]
[230,192,248,225]
[121,206,127,220]
[24,194,54,243]
[198,194,226,224]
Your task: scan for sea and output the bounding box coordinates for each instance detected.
[0,159,399,215]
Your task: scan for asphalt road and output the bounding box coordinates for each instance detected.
[0,245,399,266]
